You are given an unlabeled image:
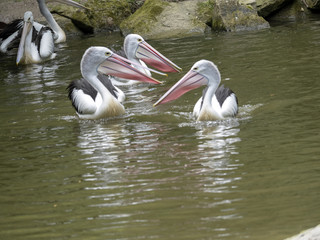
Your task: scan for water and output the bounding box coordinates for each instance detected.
[1,18,320,240]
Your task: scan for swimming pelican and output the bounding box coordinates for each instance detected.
[112,34,182,85]
[154,60,238,121]
[67,47,163,120]
[0,0,87,53]
[16,11,55,65]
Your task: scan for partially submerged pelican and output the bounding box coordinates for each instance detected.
[16,11,55,65]
[112,34,182,85]
[0,0,87,53]
[154,60,238,121]
[67,47,163,120]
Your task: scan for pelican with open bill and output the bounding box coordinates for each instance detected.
[112,34,182,85]
[154,60,238,121]
[67,47,163,120]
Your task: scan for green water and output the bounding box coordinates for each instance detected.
[1,18,320,240]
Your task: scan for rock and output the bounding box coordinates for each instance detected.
[256,0,294,18]
[284,224,320,240]
[211,0,270,32]
[51,0,133,33]
[267,0,307,23]
[120,0,208,39]
[303,0,320,10]
[0,0,90,36]
[0,0,45,23]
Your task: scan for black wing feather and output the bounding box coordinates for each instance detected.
[215,84,238,107]
[200,84,238,110]
[97,74,119,99]
[33,26,54,53]
[0,19,23,51]
[67,74,119,102]
[0,19,23,41]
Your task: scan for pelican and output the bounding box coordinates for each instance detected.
[67,47,163,120]
[0,0,87,53]
[154,60,238,121]
[16,11,55,65]
[112,34,182,85]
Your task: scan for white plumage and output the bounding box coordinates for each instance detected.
[154,60,238,121]
[67,47,162,120]
[16,11,55,65]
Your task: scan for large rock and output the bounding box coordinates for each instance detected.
[0,0,90,35]
[211,0,270,31]
[256,0,294,17]
[266,0,307,23]
[303,0,320,10]
[53,0,134,33]
[284,224,320,240]
[120,0,208,39]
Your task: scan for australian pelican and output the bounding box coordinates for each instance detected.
[0,0,87,53]
[112,34,182,85]
[154,60,238,121]
[67,47,163,120]
[16,11,55,65]
[16,11,56,64]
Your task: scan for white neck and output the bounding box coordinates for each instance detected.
[24,27,39,63]
[197,83,221,121]
[38,0,66,43]
[81,67,111,101]
[203,84,218,109]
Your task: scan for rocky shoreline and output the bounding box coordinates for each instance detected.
[1,0,320,39]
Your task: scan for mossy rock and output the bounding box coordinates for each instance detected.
[84,0,132,29]
[211,0,270,32]
[120,0,169,36]
[256,0,293,18]
[50,0,135,33]
[120,0,208,39]
[196,0,215,24]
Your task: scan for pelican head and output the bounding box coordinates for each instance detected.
[81,47,162,84]
[16,11,34,65]
[123,34,182,73]
[154,60,221,106]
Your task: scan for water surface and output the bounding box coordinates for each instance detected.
[1,18,320,240]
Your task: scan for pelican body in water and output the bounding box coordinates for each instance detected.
[154,60,238,121]
[67,47,163,120]
[16,11,55,65]
[0,0,87,53]
[112,34,182,85]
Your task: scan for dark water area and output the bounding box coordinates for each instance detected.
[1,17,320,240]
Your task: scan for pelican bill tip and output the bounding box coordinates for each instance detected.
[150,77,163,84]
[153,99,162,107]
[155,80,163,84]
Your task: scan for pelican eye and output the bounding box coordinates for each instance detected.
[138,38,143,42]
[193,67,199,71]
[105,52,111,56]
